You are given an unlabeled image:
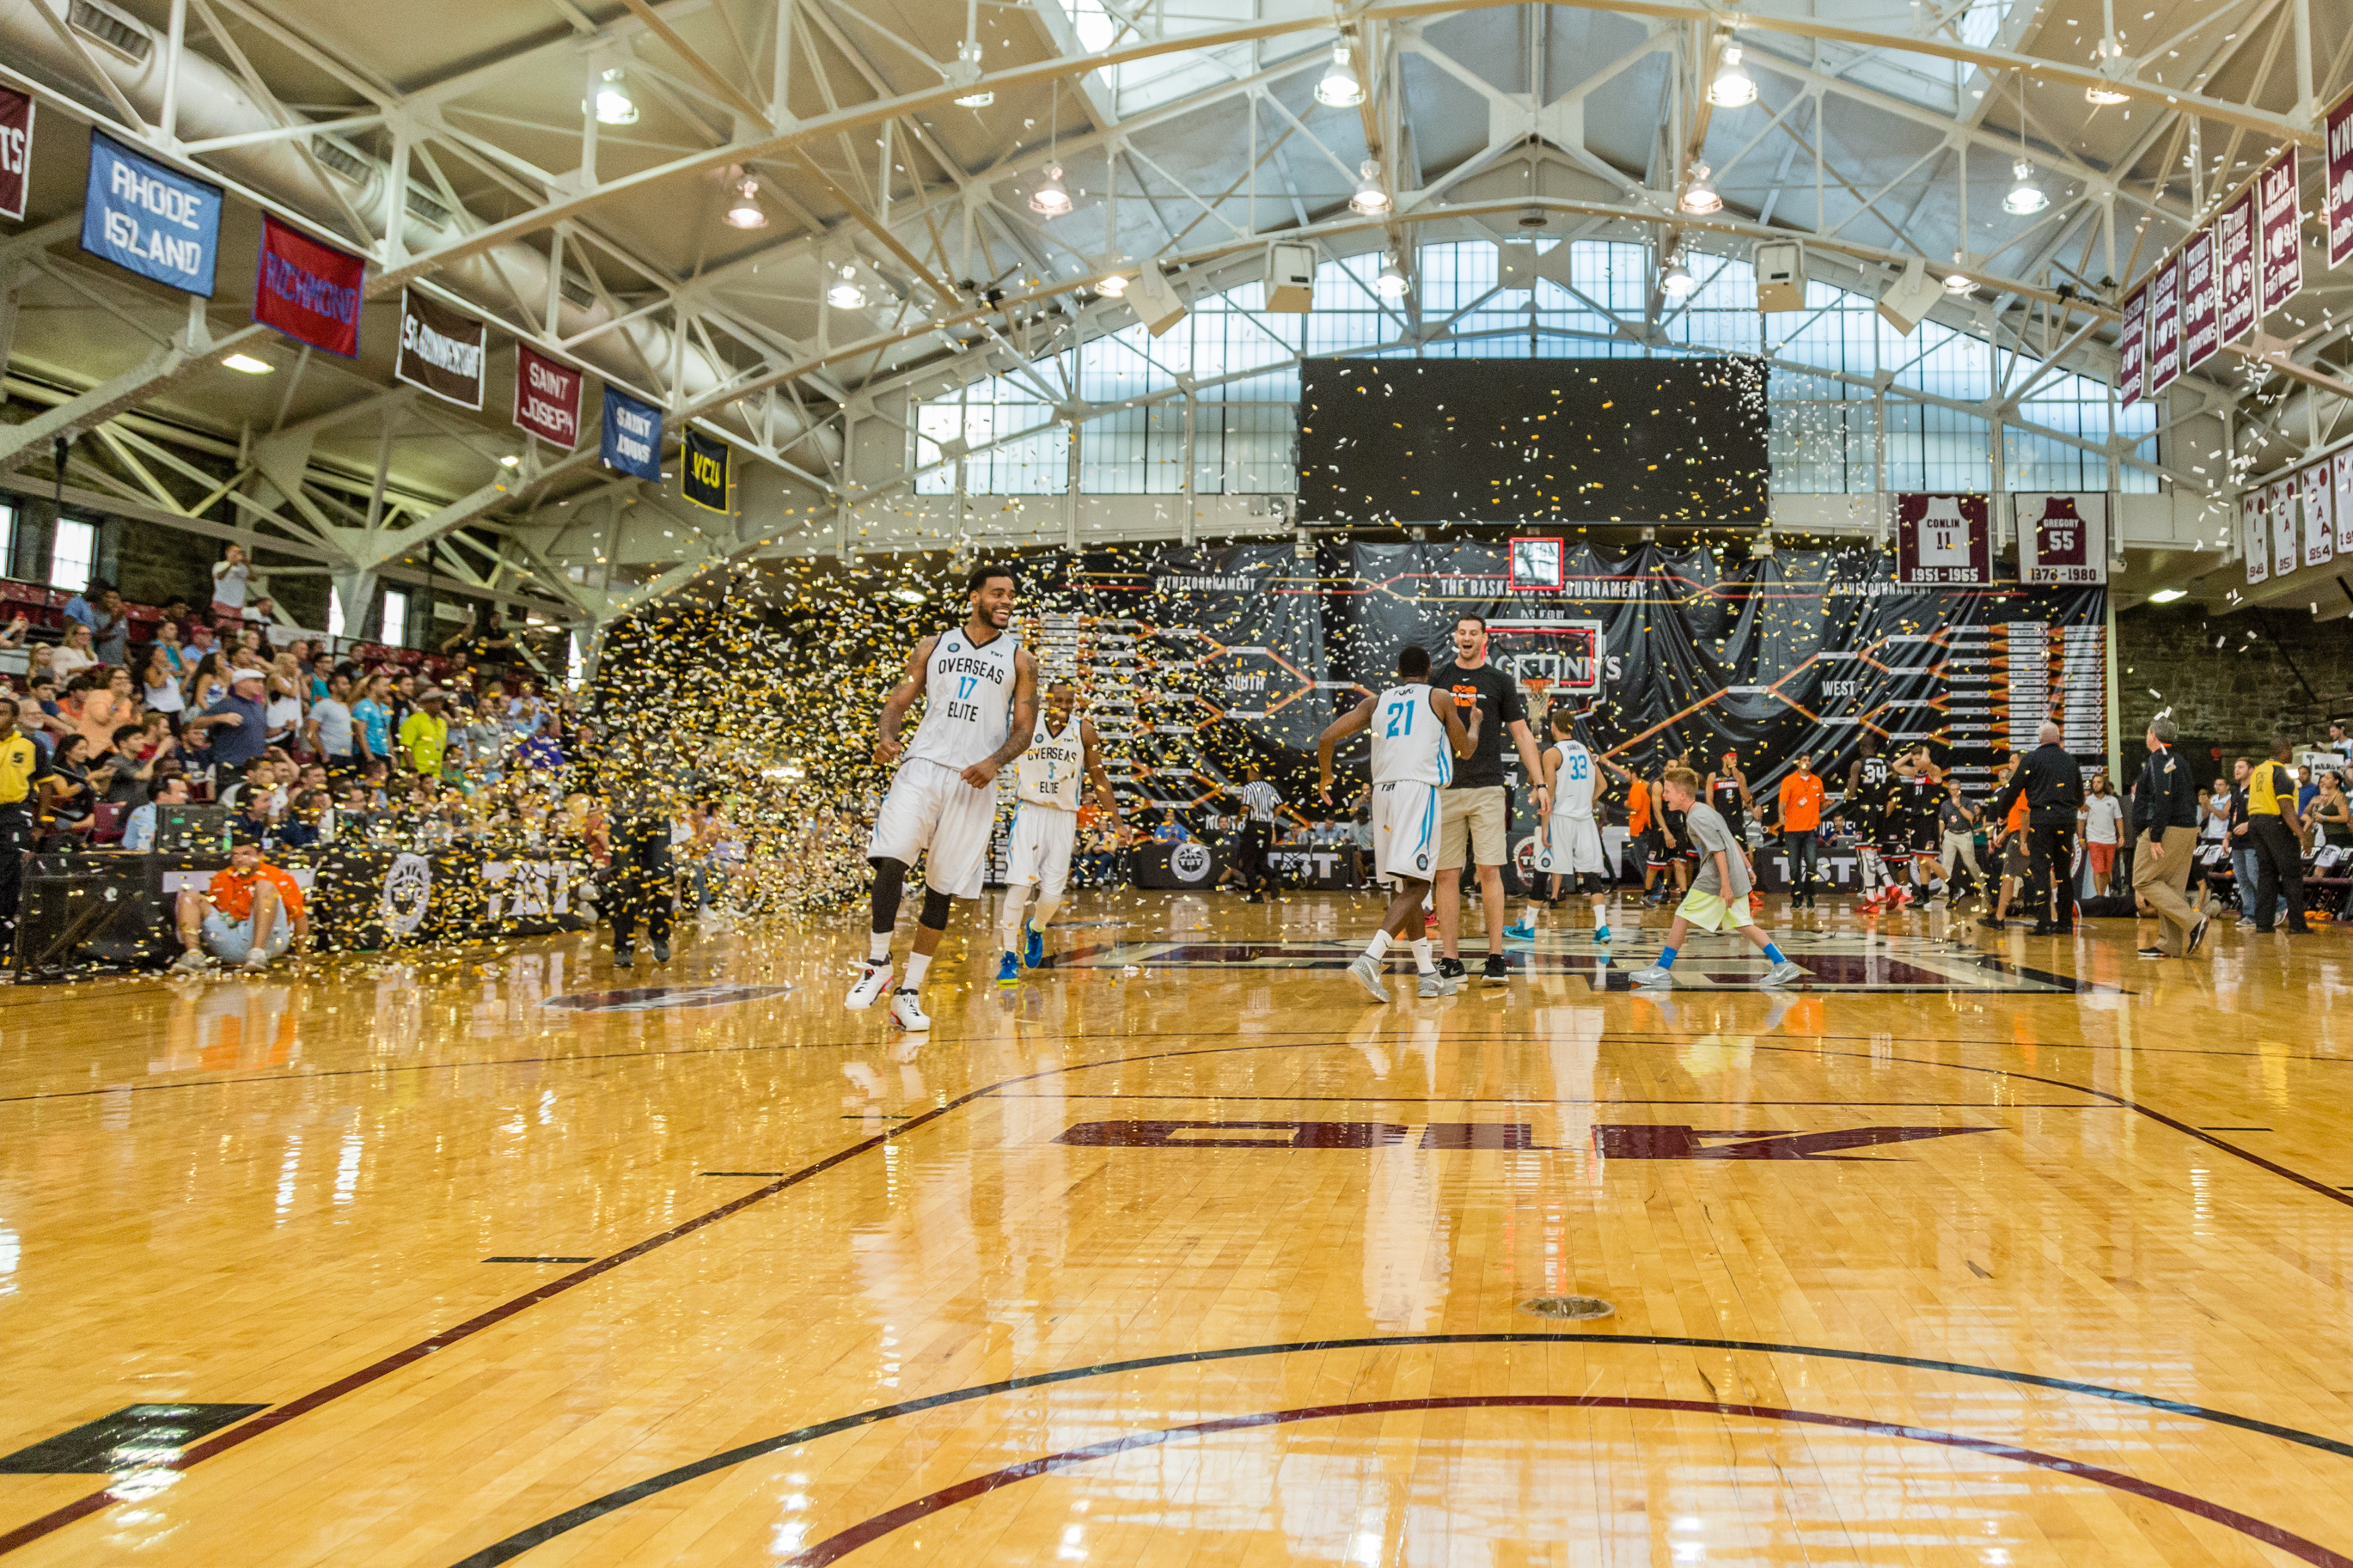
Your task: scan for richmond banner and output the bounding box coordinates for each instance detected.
[1030,540,2107,889]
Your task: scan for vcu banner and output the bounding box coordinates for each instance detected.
[681,428,730,513]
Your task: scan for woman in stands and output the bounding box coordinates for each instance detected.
[2317,772,2353,853]
[76,668,137,755]
[40,734,98,832]
[186,651,228,711]
[264,672,306,756]
[140,644,186,732]
[51,622,98,678]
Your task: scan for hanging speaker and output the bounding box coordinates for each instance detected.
[1875,258,1943,335]
[1266,242,1317,313]
[1126,264,1188,337]
[1753,242,1804,312]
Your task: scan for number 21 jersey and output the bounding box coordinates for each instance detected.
[1371,683,1451,787]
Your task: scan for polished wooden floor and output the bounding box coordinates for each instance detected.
[3,888,2352,1566]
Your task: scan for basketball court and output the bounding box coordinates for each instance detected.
[3,894,2349,1566]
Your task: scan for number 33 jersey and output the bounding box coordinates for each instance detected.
[1371,682,1452,787]
[905,628,1021,772]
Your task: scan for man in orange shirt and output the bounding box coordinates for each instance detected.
[1775,753,1827,908]
[172,834,309,973]
[1603,758,1656,900]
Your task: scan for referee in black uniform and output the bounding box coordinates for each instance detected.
[1229,764,1281,902]
[1987,721,2086,935]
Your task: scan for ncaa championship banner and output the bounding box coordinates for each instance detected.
[1037,540,2108,891]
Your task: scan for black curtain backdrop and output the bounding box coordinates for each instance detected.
[1042,540,2106,888]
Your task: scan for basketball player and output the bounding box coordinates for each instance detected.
[996,679,1121,985]
[849,564,1039,1031]
[1895,745,1944,901]
[1846,735,1894,905]
[1507,705,1612,943]
[1629,766,1805,990]
[1704,750,1754,845]
[1317,644,1481,1001]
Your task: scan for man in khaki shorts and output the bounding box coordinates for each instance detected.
[1430,615,1549,985]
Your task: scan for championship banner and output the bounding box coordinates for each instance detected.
[2336,449,2353,557]
[2242,488,2270,584]
[2018,493,2107,585]
[680,427,729,513]
[2117,285,2145,407]
[81,131,221,296]
[1894,493,1991,585]
[2271,477,2301,580]
[1043,540,2108,895]
[2330,90,2353,269]
[599,384,662,479]
[2215,189,2258,345]
[2180,228,2219,371]
[0,86,32,223]
[395,289,486,409]
[2144,257,2181,395]
[512,345,583,448]
[2303,461,2335,570]
[2259,149,2301,319]
[252,214,364,357]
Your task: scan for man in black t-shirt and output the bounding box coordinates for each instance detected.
[1431,615,1549,985]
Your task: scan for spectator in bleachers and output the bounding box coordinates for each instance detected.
[263,673,304,753]
[76,668,137,754]
[121,772,189,853]
[63,583,129,667]
[399,688,452,779]
[51,622,98,678]
[2317,772,2353,853]
[40,735,99,832]
[184,619,217,665]
[354,672,394,766]
[139,644,184,729]
[183,667,271,785]
[306,670,358,776]
[186,651,227,711]
[103,725,157,805]
[21,674,69,750]
[150,616,186,680]
[211,543,254,624]
[0,612,27,650]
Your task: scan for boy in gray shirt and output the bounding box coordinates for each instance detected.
[1631,765,1803,989]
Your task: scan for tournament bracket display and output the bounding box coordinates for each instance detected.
[1028,540,2107,893]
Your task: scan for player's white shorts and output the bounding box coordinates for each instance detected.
[1537,814,1606,876]
[1005,803,1077,897]
[1373,779,1439,882]
[867,757,998,900]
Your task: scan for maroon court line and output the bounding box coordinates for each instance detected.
[0,1037,2341,1557]
[779,1395,2353,1568]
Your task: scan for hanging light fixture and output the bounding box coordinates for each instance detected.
[723,175,767,229]
[1679,163,1722,215]
[1660,256,1697,300]
[1030,166,1073,217]
[1708,45,1757,107]
[592,68,639,125]
[1097,272,1128,296]
[2002,158,2047,214]
[1316,42,1366,107]
[1349,160,1390,215]
[1943,269,1975,294]
[1375,256,1409,300]
[826,266,868,309]
[2084,82,2128,104]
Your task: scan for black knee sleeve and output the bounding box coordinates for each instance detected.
[869,857,908,936]
[919,887,956,930]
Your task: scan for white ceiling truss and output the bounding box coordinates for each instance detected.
[0,0,2347,625]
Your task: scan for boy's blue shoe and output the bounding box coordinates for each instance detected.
[1502,921,1536,943]
[996,951,1020,986]
[1593,924,1611,943]
[1023,921,1044,969]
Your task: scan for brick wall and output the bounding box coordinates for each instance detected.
[2117,602,2353,764]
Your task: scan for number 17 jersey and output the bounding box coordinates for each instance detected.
[905,627,1019,772]
[1371,682,1451,787]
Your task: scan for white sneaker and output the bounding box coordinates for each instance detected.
[846,961,893,1010]
[888,987,932,1031]
[171,949,211,973]
[1416,968,1458,998]
[1759,960,1805,987]
[242,949,271,972]
[1345,952,1390,1002]
[1629,964,1674,988]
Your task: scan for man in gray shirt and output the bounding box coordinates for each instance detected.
[1630,765,1803,989]
[305,669,359,775]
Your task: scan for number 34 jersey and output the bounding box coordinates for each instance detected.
[904,628,1021,772]
[1371,682,1452,788]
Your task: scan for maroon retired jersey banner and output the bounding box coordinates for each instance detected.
[2017,493,2106,585]
[2117,286,2145,406]
[2179,229,2218,370]
[0,87,31,223]
[2330,90,2353,269]
[2259,150,2302,319]
[2144,258,2181,395]
[511,344,583,448]
[2216,189,2258,345]
[252,214,364,358]
[1895,494,1991,585]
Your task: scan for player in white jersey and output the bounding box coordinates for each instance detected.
[1507,705,1615,944]
[996,679,1121,985]
[848,565,1038,1031]
[1317,643,1480,1001]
